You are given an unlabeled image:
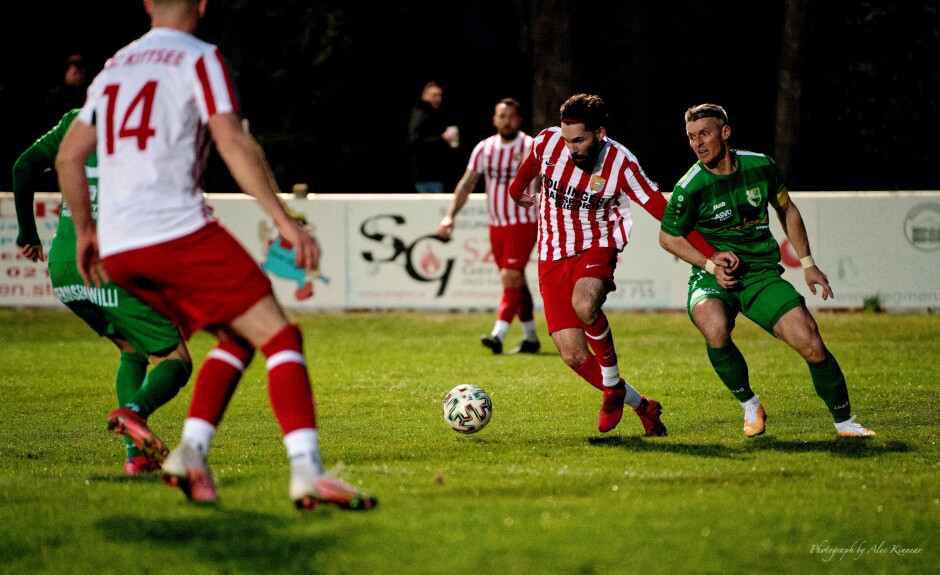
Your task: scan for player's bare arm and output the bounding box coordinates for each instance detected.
[438,170,481,239]
[773,193,833,300]
[55,120,103,287]
[659,230,739,289]
[209,113,320,272]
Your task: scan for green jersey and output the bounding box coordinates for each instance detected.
[661,149,787,272]
[12,109,97,264]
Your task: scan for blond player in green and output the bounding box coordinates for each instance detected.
[13,109,193,473]
[658,103,875,438]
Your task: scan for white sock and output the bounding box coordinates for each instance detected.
[600,364,621,389]
[491,320,510,341]
[284,428,325,476]
[741,395,760,409]
[522,320,538,341]
[181,417,216,458]
[622,382,642,410]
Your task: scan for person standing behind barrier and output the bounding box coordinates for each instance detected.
[13,109,192,475]
[438,98,541,355]
[408,81,460,193]
[57,0,376,511]
[42,54,88,129]
[659,102,875,438]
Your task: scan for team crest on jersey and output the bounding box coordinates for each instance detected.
[590,176,606,193]
[746,187,762,207]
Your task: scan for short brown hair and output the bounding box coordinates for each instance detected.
[559,93,607,131]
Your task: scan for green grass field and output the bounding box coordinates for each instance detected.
[1,308,937,575]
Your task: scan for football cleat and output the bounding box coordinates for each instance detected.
[124,455,161,475]
[291,474,377,512]
[108,407,168,463]
[160,443,218,504]
[480,335,503,354]
[634,397,667,437]
[836,416,876,438]
[598,382,626,433]
[508,339,541,355]
[743,403,768,437]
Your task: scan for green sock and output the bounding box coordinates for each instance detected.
[115,352,148,459]
[808,349,851,422]
[132,359,191,418]
[706,342,754,402]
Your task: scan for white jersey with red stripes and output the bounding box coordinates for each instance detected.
[467,132,539,227]
[529,126,661,261]
[78,28,238,257]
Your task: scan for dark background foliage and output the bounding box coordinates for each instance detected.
[2,1,936,194]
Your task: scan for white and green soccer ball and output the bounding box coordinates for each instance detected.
[442,384,492,434]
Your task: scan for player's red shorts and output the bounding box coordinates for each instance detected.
[489,223,537,271]
[538,247,619,334]
[102,221,272,339]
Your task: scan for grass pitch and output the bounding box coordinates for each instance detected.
[0,308,937,574]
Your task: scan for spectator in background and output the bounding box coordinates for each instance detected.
[408,81,460,193]
[42,54,88,128]
[437,98,541,355]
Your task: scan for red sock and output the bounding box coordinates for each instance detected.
[261,323,316,434]
[573,355,605,391]
[583,312,617,368]
[497,287,521,323]
[518,285,535,322]
[188,338,254,426]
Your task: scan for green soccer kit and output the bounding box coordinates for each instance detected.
[13,111,189,458]
[661,149,853,423]
[13,110,181,355]
[662,149,803,332]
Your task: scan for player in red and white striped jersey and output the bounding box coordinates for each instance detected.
[56,0,374,511]
[438,98,541,355]
[509,93,736,435]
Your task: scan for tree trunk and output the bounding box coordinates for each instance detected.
[775,0,806,187]
[528,0,573,132]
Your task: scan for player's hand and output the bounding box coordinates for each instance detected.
[75,234,104,287]
[514,191,536,208]
[713,265,739,290]
[16,242,46,262]
[804,265,834,300]
[279,219,320,272]
[712,250,740,273]
[437,216,454,240]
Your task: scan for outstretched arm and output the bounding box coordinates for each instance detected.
[438,169,482,239]
[209,113,319,272]
[774,194,833,300]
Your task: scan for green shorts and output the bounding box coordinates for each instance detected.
[686,264,804,334]
[49,261,182,355]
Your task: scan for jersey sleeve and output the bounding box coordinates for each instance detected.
[508,147,541,201]
[11,111,77,246]
[192,48,240,122]
[660,184,697,237]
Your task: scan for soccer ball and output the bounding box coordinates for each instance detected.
[442,384,493,434]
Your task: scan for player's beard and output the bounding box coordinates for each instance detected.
[571,137,601,171]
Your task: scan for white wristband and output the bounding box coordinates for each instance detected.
[800,255,816,269]
[704,259,717,274]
